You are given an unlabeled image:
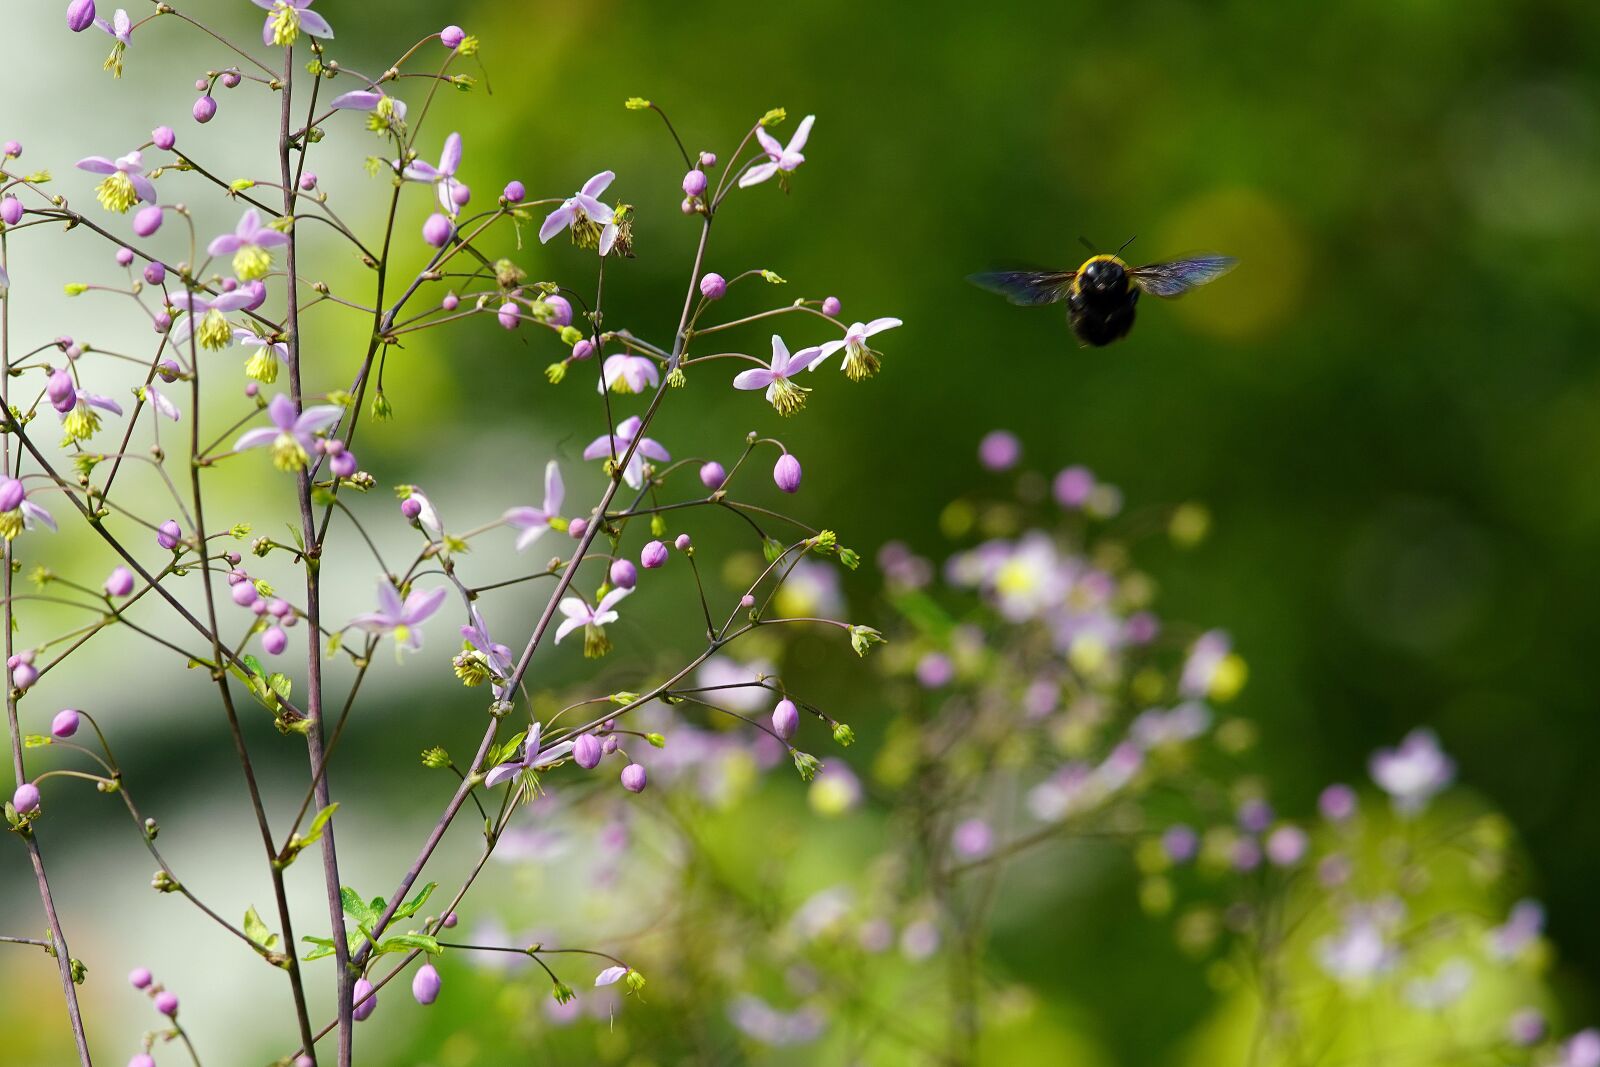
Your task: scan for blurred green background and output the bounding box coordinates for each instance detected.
[7,0,1600,1063]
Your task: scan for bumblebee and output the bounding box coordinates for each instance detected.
[970,245,1237,347]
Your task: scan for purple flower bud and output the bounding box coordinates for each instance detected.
[609,559,637,589]
[351,978,376,1022]
[699,461,726,490]
[440,24,465,49]
[771,698,799,740]
[222,278,238,291]
[130,1056,155,1067]
[144,261,167,286]
[601,734,619,755]
[299,173,317,191]
[116,247,135,266]
[1319,783,1357,822]
[620,762,647,793]
[231,581,258,607]
[441,291,459,311]
[192,95,217,124]
[262,627,287,655]
[401,498,423,520]
[682,169,707,197]
[225,551,242,565]
[951,818,993,859]
[251,599,269,616]
[1161,824,1199,864]
[680,198,696,215]
[152,125,176,150]
[674,533,692,551]
[571,338,594,361]
[156,519,182,551]
[0,197,22,226]
[422,213,454,248]
[194,79,209,92]
[153,313,172,334]
[66,0,96,32]
[222,70,242,89]
[503,180,525,203]
[411,963,442,1005]
[52,709,82,738]
[267,598,292,618]
[773,454,802,494]
[821,296,842,317]
[978,430,1022,471]
[739,594,755,608]
[1265,825,1309,867]
[133,205,163,237]
[293,1059,312,1067]
[1,141,19,158]
[641,540,668,568]
[47,369,76,412]
[330,450,357,478]
[442,912,457,928]
[699,151,717,167]
[155,991,179,1016]
[915,652,953,688]
[542,295,572,327]
[497,301,520,330]
[1053,465,1094,508]
[568,517,588,539]
[449,183,472,209]
[128,968,152,989]
[573,732,603,769]
[105,566,134,598]
[12,782,40,814]
[0,481,22,513]
[699,272,726,301]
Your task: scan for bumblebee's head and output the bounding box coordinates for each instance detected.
[1080,257,1127,294]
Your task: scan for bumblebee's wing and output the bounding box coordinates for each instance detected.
[1128,255,1237,298]
[968,270,1077,307]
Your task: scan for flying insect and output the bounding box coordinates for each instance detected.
[970,240,1237,347]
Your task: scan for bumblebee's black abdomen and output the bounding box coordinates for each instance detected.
[1067,285,1138,347]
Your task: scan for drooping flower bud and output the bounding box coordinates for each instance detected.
[411,963,442,1005]
[12,782,40,814]
[609,559,637,589]
[154,991,179,1016]
[497,301,520,330]
[771,698,799,740]
[128,968,153,989]
[422,213,453,247]
[156,519,182,550]
[773,453,802,493]
[192,95,217,124]
[330,450,357,478]
[571,338,594,361]
[351,978,377,1021]
[152,125,176,150]
[821,296,842,317]
[105,566,134,597]
[699,151,717,167]
[144,261,166,286]
[47,369,76,412]
[568,517,588,539]
[503,180,526,203]
[978,430,1021,471]
[573,732,603,769]
[0,197,22,226]
[674,533,692,551]
[299,173,317,191]
[682,170,707,197]
[439,25,466,49]
[699,272,726,301]
[115,247,135,267]
[1052,465,1094,508]
[541,295,572,327]
[620,763,647,793]
[66,0,96,32]
[401,498,423,521]
[52,709,82,738]
[699,461,726,490]
[262,626,287,655]
[640,540,668,569]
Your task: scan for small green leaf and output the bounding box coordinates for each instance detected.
[393,881,437,922]
[375,932,441,957]
[300,936,336,961]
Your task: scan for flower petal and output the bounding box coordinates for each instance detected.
[439,132,462,176]
[787,114,816,154]
[582,434,615,461]
[732,369,775,391]
[233,427,279,451]
[581,171,614,198]
[538,205,573,244]
[298,9,333,37]
[267,392,298,430]
[128,174,158,204]
[553,616,584,644]
[543,460,564,515]
[294,404,344,434]
[330,90,381,111]
[75,156,118,175]
[864,316,902,336]
[208,234,243,256]
[738,162,779,189]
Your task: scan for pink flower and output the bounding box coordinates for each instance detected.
[539,172,619,256]
[811,317,901,381]
[599,354,660,395]
[739,115,814,188]
[554,586,631,646]
[502,461,565,552]
[233,393,343,471]
[583,416,669,490]
[253,0,334,47]
[350,580,447,653]
[732,335,823,416]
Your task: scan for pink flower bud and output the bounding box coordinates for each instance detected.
[422,213,453,247]
[132,204,163,237]
[222,70,242,89]
[821,296,842,317]
[12,782,40,814]
[192,95,217,124]
[620,763,647,793]
[155,991,179,1016]
[8,658,35,691]
[152,126,176,151]
[699,151,717,167]
[640,540,668,569]
[231,581,258,607]
[740,594,755,608]
[352,978,377,1021]
[442,912,457,928]
[47,369,76,412]
[451,183,471,207]
[771,698,799,740]
[401,498,423,520]
[267,598,292,618]
[773,454,802,493]
[441,291,459,311]
[699,272,726,301]
[682,169,707,197]
[66,0,96,32]
[330,450,357,478]
[299,173,317,191]
[116,247,135,266]
[52,709,82,738]
[1,141,19,158]
[440,24,465,49]
[1052,465,1094,508]
[105,566,134,598]
[130,1056,155,1067]
[571,338,595,360]
[156,519,182,550]
[601,734,619,755]
[0,197,22,226]
[262,627,287,655]
[503,180,525,203]
[978,430,1021,472]
[674,533,692,551]
[411,963,442,1005]
[144,261,167,286]
[573,732,603,769]
[128,968,152,989]
[497,301,520,330]
[609,559,637,589]
[542,295,572,327]
[568,517,588,539]
[699,461,726,490]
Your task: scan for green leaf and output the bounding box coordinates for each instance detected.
[375,932,441,957]
[243,906,281,951]
[300,936,336,961]
[393,881,437,922]
[266,673,292,701]
[303,802,337,846]
[339,886,377,927]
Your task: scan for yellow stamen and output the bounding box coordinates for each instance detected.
[268,2,302,46]
[62,404,102,443]
[269,432,309,472]
[196,309,234,351]
[95,172,137,214]
[233,245,272,282]
[0,510,23,542]
[768,377,809,417]
[245,348,280,384]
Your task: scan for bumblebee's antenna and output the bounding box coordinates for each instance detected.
[1117,234,1137,255]
[1077,235,1097,253]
